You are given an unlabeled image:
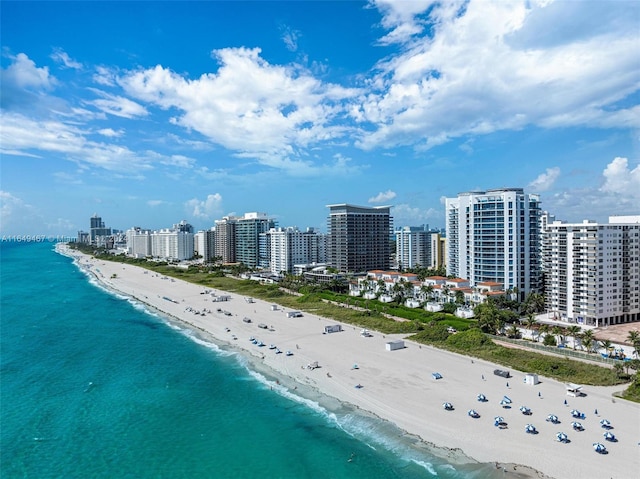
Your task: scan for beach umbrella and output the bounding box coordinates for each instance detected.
[593,442,607,454]
[563,399,567,405]
[506,382,509,388]
[594,408,598,415]
[538,391,541,397]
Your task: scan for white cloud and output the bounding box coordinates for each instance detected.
[529,167,561,192]
[186,194,223,219]
[97,128,124,138]
[1,52,56,90]
[359,0,639,150]
[281,26,301,52]
[147,200,167,207]
[0,112,189,174]
[0,191,41,234]
[87,89,148,118]
[368,189,397,203]
[50,48,82,69]
[542,157,640,222]
[600,157,640,199]
[119,47,359,172]
[392,203,441,226]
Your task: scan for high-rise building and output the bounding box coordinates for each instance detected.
[327,204,392,273]
[395,225,431,269]
[214,216,237,264]
[89,214,112,245]
[268,227,325,274]
[194,229,215,261]
[126,227,152,258]
[429,232,446,270]
[445,188,541,299]
[543,216,640,327]
[235,212,276,268]
[151,228,194,261]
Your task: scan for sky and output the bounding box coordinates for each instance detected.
[1,0,639,237]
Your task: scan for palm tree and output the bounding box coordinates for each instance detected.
[627,330,640,358]
[551,325,564,347]
[507,324,520,339]
[538,323,550,343]
[524,313,537,341]
[613,361,624,379]
[600,339,614,358]
[567,325,582,350]
[581,329,595,353]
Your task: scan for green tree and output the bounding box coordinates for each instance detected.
[567,325,582,350]
[613,361,624,379]
[581,329,595,353]
[538,323,550,344]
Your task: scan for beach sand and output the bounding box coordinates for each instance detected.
[59,245,640,479]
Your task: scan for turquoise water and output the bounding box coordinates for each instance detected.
[1,242,499,478]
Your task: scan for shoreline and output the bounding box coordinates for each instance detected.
[57,244,639,479]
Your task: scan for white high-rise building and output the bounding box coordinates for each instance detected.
[445,188,542,300]
[269,227,324,275]
[126,227,152,258]
[395,226,431,269]
[151,229,194,261]
[194,229,215,261]
[543,215,640,327]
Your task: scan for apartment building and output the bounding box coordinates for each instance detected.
[445,188,542,300]
[151,228,194,261]
[268,227,325,275]
[395,226,431,269]
[194,229,215,261]
[543,215,640,326]
[327,204,392,274]
[126,227,152,258]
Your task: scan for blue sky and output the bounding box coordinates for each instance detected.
[1,0,639,237]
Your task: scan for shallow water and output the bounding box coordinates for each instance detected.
[1,242,502,478]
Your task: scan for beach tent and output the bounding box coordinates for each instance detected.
[432,372,443,380]
[556,432,569,443]
[571,421,584,431]
[525,424,537,434]
[603,431,616,442]
[477,393,487,402]
[468,409,480,418]
[443,402,454,411]
[570,409,584,419]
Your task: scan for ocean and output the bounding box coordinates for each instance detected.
[1,242,501,478]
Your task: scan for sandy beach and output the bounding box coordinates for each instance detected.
[59,245,640,479]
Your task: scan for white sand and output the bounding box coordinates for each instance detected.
[59,245,640,479]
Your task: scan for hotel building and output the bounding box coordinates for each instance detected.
[445,188,542,300]
[395,226,432,269]
[543,215,640,327]
[327,204,392,274]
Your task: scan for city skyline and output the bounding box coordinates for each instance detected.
[2,1,639,237]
